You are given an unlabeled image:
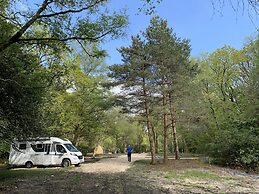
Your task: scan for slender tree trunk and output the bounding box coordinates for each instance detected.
[154,129,159,154]
[208,97,220,130]
[172,118,180,159]
[146,109,156,164]
[143,77,156,164]
[163,94,168,163]
[73,124,81,146]
[202,83,220,130]
[169,93,180,160]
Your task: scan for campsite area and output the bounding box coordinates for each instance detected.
[0,154,258,194]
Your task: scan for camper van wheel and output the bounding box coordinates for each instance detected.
[25,161,33,168]
[62,159,71,167]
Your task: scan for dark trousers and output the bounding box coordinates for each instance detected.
[127,153,132,162]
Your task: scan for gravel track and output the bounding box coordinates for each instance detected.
[75,153,147,173]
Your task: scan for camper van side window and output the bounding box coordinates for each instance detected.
[45,144,50,153]
[56,145,66,153]
[19,144,26,150]
[31,144,45,152]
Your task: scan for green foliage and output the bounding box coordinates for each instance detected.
[0,0,128,53]
[103,108,148,153]
[0,41,50,140]
[209,120,259,170]
[182,36,259,171]
[109,16,191,160]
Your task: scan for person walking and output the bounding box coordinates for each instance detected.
[126,145,133,162]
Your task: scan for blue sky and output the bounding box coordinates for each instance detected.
[103,0,258,65]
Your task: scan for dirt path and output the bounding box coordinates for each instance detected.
[75,153,147,173]
[1,155,258,194]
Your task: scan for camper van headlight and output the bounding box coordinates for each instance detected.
[70,153,77,156]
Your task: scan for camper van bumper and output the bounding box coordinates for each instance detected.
[70,156,81,164]
[79,156,84,163]
[70,155,84,164]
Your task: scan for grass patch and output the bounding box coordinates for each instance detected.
[127,160,150,173]
[164,170,223,181]
[0,168,65,180]
[164,171,178,179]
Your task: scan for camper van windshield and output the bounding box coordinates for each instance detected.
[64,144,78,152]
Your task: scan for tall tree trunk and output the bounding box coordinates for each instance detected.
[169,93,180,160]
[73,124,81,146]
[207,96,220,130]
[154,129,159,154]
[172,118,180,159]
[163,94,168,163]
[146,109,156,164]
[143,78,156,164]
[202,83,220,130]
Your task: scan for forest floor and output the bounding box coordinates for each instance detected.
[0,153,258,194]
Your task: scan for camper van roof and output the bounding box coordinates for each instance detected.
[13,137,71,143]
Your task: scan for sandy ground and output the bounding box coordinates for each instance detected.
[75,153,147,173]
[1,154,258,193]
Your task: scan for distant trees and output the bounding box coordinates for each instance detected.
[179,36,259,170]
[103,108,149,153]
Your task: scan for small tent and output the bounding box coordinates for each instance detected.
[93,145,104,156]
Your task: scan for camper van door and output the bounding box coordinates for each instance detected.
[52,144,66,165]
[31,143,53,165]
[42,144,53,165]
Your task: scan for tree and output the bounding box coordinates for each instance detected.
[103,108,148,153]
[143,16,191,162]
[109,16,191,164]
[109,35,157,164]
[0,0,128,54]
[184,37,259,170]
[41,48,114,152]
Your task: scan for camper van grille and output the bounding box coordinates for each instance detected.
[78,156,83,159]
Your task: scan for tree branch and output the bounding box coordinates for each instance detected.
[0,78,23,87]
[38,0,106,18]
[0,0,51,52]
[17,29,113,43]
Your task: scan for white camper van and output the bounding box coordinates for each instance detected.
[9,137,84,168]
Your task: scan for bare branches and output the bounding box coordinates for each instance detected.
[211,0,259,15]
[39,0,106,19]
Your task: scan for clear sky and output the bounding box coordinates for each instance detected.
[103,0,258,65]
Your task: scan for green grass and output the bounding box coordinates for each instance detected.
[127,160,150,173]
[164,170,223,181]
[0,168,65,180]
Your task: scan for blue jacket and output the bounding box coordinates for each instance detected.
[127,146,133,154]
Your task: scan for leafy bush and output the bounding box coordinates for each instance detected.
[0,140,10,160]
[208,120,259,171]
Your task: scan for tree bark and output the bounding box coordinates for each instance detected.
[172,117,180,159]
[143,77,156,165]
[169,93,180,160]
[73,123,81,146]
[154,128,159,154]
[163,93,168,163]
